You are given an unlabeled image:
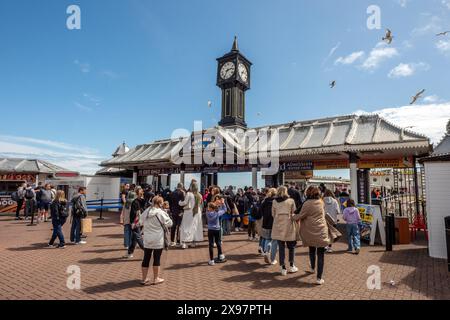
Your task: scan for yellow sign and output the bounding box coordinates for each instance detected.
[358,157,414,169]
[357,205,374,224]
[313,160,349,170]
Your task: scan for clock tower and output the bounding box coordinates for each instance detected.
[216,36,252,128]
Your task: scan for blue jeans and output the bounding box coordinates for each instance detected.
[221,217,230,236]
[70,216,81,243]
[49,219,66,246]
[263,238,278,262]
[124,224,132,248]
[346,224,361,251]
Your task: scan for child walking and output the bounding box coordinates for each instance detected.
[207,198,227,265]
[343,199,361,254]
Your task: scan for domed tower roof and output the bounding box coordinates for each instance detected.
[112,141,130,157]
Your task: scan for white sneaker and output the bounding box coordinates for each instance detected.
[123,254,133,259]
[208,260,215,266]
[248,236,253,241]
[213,243,217,248]
[219,254,226,261]
[181,243,187,249]
[79,241,87,244]
[271,259,278,265]
[326,247,333,253]
[289,265,299,273]
[316,279,325,285]
[170,242,176,247]
[280,268,288,276]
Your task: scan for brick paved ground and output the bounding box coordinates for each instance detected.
[0,212,449,300]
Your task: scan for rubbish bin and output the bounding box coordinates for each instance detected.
[445,216,450,272]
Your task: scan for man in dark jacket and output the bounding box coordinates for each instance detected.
[169,183,185,246]
[288,182,303,212]
[124,187,146,258]
[70,187,88,244]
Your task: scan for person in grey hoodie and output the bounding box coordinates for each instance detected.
[323,189,341,253]
[39,184,53,222]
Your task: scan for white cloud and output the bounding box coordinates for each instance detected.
[360,43,399,71]
[334,51,365,65]
[443,0,450,10]
[436,39,450,53]
[423,95,441,103]
[101,70,119,79]
[322,42,341,66]
[73,60,90,73]
[355,102,450,143]
[398,0,409,8]
[0,135,106,175]
[412,16,442,37]
[388,62,430,78]
[74,102,93,112]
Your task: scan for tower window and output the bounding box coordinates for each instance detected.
[238,91,244,118]
[225,89,231,116]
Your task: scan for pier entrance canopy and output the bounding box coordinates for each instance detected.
[100,38,431,218]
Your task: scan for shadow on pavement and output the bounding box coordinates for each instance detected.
[83,280,142,294]
[7,243,48,251]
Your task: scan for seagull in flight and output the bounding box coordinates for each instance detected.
[382,29,394,44]
[256,112,262,116]
[410,89,425,105]
[436,31,450,36]
[207,101,212,108]
[330,81,336,89]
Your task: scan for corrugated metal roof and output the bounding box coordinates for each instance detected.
[101,114,431,167]
[0,158,78,174]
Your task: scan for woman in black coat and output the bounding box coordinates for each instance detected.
[260,188,278,264]
[48,190,68,248]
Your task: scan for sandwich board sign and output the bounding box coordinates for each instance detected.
[356,204,386,246]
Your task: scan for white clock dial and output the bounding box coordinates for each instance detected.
[220,62,235,79]
[238,63,248,82]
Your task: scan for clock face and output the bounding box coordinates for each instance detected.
[220,62,235,79]
[238,63,248,82]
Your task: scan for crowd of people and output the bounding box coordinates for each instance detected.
[117,180,361,286]
[12,183,88,247]
[11,179,362,286]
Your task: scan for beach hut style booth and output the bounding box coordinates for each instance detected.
[420,120,450,259]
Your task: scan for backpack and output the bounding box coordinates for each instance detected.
[25,189,34,200]
[58,203,69,218]
[125,191,137,209]
[11,191,19,202]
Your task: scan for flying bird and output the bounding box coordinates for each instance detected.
[382,29,394,44]
[330,81,336,89]
[207,101,212,108]
[436,31,450,36]
[256,112,262,116]
[410,89,425,105]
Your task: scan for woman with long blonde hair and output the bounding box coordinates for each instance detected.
[48,190,68,248]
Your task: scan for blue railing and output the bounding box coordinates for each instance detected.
[86,198,122,220]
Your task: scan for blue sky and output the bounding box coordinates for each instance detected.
[1,0,450,188]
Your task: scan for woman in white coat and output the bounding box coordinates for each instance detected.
[179,180,204,249]
[140,196,173,285]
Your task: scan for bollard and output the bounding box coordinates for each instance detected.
[97,198,105,220]
[385,214,395,251]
